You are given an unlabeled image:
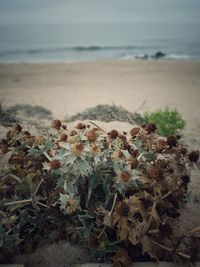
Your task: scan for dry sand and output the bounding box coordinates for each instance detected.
[0,59,200,266]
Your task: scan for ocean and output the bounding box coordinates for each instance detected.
[0,23,200,63]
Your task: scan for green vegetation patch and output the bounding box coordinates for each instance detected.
[144,108,186,136]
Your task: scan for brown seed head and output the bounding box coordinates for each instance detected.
[34,135,45,145]
[87,129,97,142]
[119,134,127,143]
[167,136,177,147]
[180,147,187,155]
[119,171,131,183]
[149,165,163,180]
[91,144,100,155]
[13,124,22,132]
[50,160,61,170]
[117,202,130,217]
[60,133,68,142]
[109,130,119,139]
[22,131,31,137]
[52,119,62,130]
[130,127,140,137]
[146,123,157,134]
[71,142,84,155]
[70,130,77,136]
[76,122,86,130]
[188,151,199,163]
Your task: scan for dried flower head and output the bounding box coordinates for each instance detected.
[76,123,86,130]
[87,129,97,142]
[91,144,100,155]
[146,123,157,134]
[70,130,77,136]
[22,131,31,137]
[109,130,119,139]
[188,151,199,163]
[128,156,139,169]
[112,150,124,160]
[180,147,187,155]
[167,136,177,147]
[60,133,68,142]
[116,201,130,217]
[130,127,140,138]
[154,138,167,152]
[49,159,61,170]
[34,135,46,145]
[148,164,163,180]
[52,119,62,130]
[71,142,84,155]
[13,124,22,133]
[119,135,127,143]
[118,171,132,183]
[59,193,79,214]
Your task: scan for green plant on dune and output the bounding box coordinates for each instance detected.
[144,108,186,136]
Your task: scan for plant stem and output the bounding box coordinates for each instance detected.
[151,240,191,260]
[109,193,117,216]
[4,198,32,206]
[89,121,107,134]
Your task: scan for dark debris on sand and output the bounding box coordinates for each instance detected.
[6,104,52,120]
[66,105,144,125]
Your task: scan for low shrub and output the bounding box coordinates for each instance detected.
[144,108,186,136]
[0,120,199,264]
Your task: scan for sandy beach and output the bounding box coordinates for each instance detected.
[1,59,200,148]
[0,60,199,121]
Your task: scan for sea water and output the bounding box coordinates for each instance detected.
[0,23,200,63]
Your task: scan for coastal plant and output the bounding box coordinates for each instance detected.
[0,120,199,264]
[144,108,186,136]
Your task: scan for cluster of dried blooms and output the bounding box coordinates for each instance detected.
[0,120,200,265]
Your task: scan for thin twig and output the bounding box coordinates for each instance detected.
[1,174,22,184]
[89,121,107,134]
[98,226,106,239]
[109,193,117,216]
[4,198,32,206]
[151,240,191,260]
[162,191,172,200]
[36,201,48,208]
[43,151,52,161]
[34,179,43,196]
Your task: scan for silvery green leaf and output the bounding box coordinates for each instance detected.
[134,138,142,149]
[123,150,130,159]
[28,148,42,156]
[65,154,77,165]
[59,143,71,150]
[143,151,154,161]
[131,169,140,179]
[57,176,65,188]
[94,155,101,164]
[41,140,54,152]
[75,158,91,175]
[113,182,124,194]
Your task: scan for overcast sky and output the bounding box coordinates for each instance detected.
[0,0,200,25]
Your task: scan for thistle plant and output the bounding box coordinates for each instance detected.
[0,120,199,264]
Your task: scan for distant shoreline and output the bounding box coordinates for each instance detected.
[1,57,200,65]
